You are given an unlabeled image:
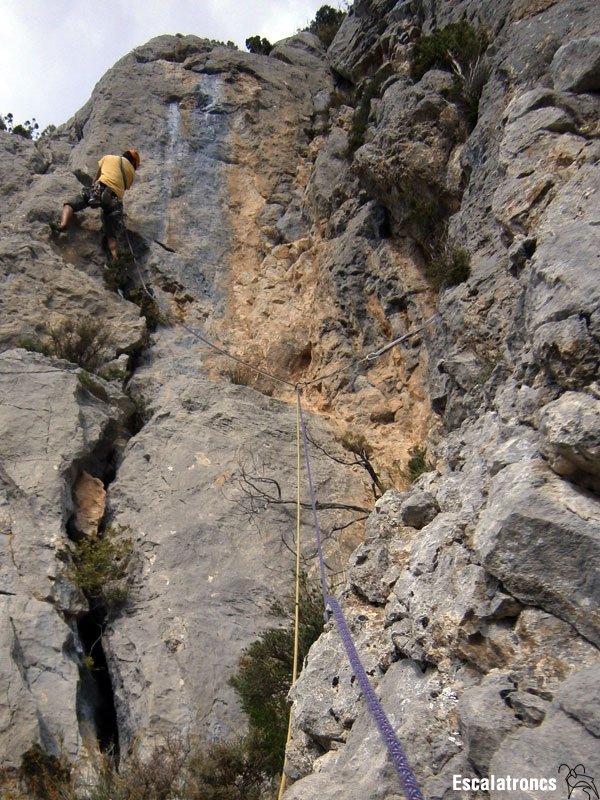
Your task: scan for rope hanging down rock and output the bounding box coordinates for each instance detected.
[123,232,425,797]
[297,388,424,800]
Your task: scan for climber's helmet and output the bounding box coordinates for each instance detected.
[123,149,141,170]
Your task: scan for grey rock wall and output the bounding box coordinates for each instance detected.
[0,1,599,797]
[0,32,368,769]
[283,0,600,798]
[0,350,132,763]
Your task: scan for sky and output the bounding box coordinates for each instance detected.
[0,0,338,131]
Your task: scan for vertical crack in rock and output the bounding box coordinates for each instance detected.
[66,416,145,758]
[75,611,120,756]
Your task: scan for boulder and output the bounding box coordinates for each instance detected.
[353,75,467,240]
[474,460,600,646]
[538,391,600,491]
[552,36,600,92]
[490,666,600,799]
[399,491,440,529]
[457,674,520,776]
[556,664,600,737]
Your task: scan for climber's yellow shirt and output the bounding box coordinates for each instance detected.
[97,155,136,198]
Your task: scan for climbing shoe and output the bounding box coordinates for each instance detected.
[49,222,66,236]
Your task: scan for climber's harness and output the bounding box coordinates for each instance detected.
[85,182,116,209]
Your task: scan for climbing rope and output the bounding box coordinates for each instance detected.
[365,313,440,360]
[297,387,424,800]
[121,231,427,798]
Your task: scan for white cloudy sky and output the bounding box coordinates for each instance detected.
[0,0,336,130]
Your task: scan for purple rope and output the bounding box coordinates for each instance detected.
[296,388,424,800]
[296,390,330,611]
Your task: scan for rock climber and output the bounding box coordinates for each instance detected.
[51,149,140,261]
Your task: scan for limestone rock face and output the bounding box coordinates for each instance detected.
[0,31,372,768]
[1,0,599,797]
[475,460,600,645]
[538,391,600,492]
[105,364,363,751]
[354,69,468,241]
[552,36,600,92]
[282,0,600,798]
[0,350,132,765]
[490,665,600,797]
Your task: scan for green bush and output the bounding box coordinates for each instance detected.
[18,319,113,373]
[410,20,488,81]
[456,58,490,127]
[309,5,346,48]
[1,113,39,139]
[98,365,128,384]
[17,336,53,357]
[48,318,113,371]
[229,575,324,776]
[405,445,432,483]
[71,525,132,610]
[410,21,489,128]
[426,241,471,289]
[1,112,55,139]
[245,35,273,55]
[444,245,471,287]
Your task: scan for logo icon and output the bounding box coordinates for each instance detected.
[559,764,599,800]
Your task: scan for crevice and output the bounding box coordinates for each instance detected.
[64,403,140,758]
[76,610,120,757]
[154,238,177,253]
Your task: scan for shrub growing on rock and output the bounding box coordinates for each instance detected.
[19,318,114,373]
[245,35,273,55]
[71,525,132,611]
[308,4,346,48]
[348,64,396,153]
[426,240,471,289]
[17,336,53,357]
[48,318,113,372]
[229,575,324,775]
[405,445,432,483]
[1,112,39,139]
[410,21,489,127]
[410,20,488,81]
